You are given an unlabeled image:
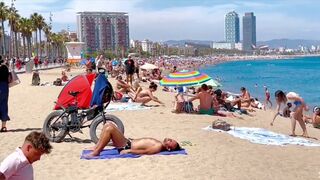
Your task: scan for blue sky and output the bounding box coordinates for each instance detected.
[3,0,320,41]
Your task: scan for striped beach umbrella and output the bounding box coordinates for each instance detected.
[160,71,214,87]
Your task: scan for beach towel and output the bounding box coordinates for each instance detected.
[90,73,109,108]
[203,126,320,147]
[80,148,187,160]
[105,103,151,112]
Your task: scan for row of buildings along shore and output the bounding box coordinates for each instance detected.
[74,11,256,54]
[60,11,319,56]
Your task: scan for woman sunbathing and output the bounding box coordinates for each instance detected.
[129,82,164,106]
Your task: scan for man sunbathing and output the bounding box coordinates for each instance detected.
[85,123,180,157]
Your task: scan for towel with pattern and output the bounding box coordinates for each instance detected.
[203,126,320,147]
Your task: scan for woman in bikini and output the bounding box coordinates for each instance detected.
[129,82,164,106]
[271,90,308,137]
[264,86,272,109]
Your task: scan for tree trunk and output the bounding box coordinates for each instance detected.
[34,31,38,58]
[39,29,41,61]
[27,37,31,59]
[22,36,26,58]
[1,20,6,55]
[14,31,18,58]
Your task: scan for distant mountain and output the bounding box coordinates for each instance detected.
[164,40,213,47]
[257,39,320,49]
[164,39,320,49]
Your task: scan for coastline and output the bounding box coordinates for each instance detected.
[1,68,320,179]
[200,53,320,69]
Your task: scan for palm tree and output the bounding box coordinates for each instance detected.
[8,7,20,58]
[48,31,68,61]
[19,18,34,59]
[36,15,45,60]
[43,24,52,60]
[18,18,29,58]
[0,2,8,55]
[30,13,40,58]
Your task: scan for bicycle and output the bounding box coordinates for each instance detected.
[43,90,124,143]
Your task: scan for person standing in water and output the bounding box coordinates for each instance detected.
[264,86,272,109]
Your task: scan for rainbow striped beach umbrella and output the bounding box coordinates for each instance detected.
[160,71,214,87]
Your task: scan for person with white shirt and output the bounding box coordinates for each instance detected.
[0,131,52,180]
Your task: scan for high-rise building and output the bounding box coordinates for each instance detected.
[242,12,256,51]
[225,11,240,43]
[77,12,129,53]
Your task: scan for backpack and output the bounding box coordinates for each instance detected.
[183,102,194,113]
[53,78,62,86]
[32,72,40,86]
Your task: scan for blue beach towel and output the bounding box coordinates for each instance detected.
[203,126,320,147]
[80,148,187,160]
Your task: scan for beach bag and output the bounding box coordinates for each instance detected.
[53,78,62,86]
[183,102,194,113]
[32,72,40,86]
[9,71,20,88]
[212,119,231,131]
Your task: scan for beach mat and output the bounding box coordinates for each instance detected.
[203,126,320,147]
[105,103,151,112]
[80,148,187,160]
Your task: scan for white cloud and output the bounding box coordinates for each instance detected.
[1,0,320,41]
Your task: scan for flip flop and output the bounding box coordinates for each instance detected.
[0,127,7,132]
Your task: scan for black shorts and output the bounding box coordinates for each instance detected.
[117,139,132,153]
[135,67,139,74]
[126,68,134,75]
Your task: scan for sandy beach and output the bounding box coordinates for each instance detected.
[1,67,320,180]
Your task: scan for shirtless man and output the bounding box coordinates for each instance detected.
[129,82,164,106]
[239,87,251,108]
[85,123,180,157]
[188,84,214,115]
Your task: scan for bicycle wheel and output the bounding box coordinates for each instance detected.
[89,114,124,144]
[43,111,68,143]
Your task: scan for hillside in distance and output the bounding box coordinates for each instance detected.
[164,39,320,49]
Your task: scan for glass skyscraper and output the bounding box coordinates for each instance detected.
[242,12,256,51]
[225,11,240,43]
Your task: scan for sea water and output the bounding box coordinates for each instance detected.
[200,56,320,109]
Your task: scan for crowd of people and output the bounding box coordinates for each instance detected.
[2,53,320,179]
[62,54,320,136]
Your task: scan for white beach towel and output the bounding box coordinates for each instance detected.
[106,103,151,112]
[203,126,320,147]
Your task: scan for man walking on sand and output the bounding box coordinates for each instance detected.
[0,131,52,180]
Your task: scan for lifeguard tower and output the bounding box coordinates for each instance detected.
[65,42,85,65]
